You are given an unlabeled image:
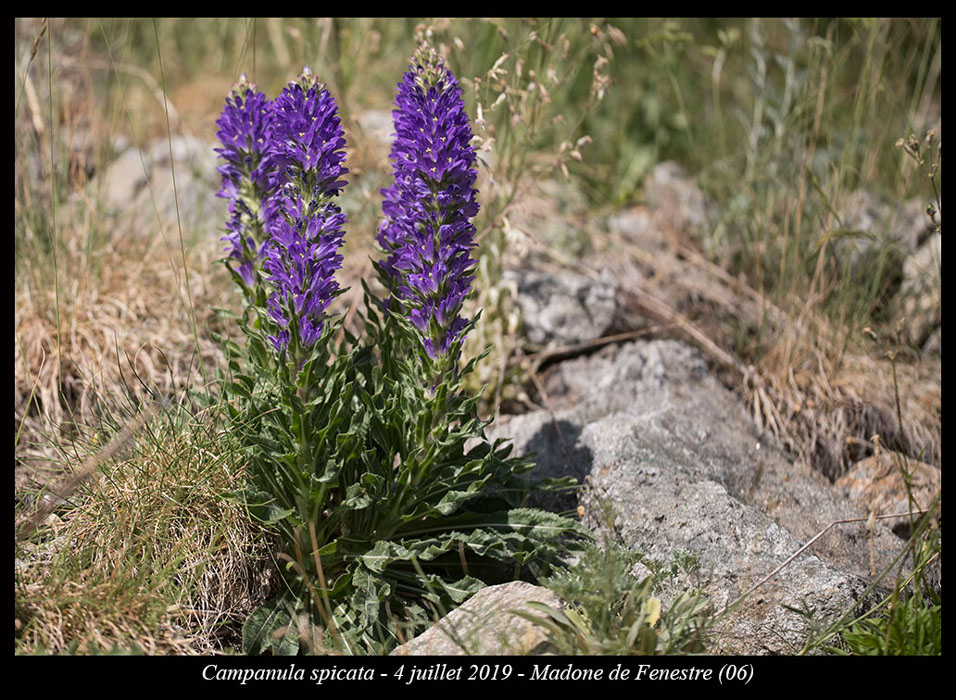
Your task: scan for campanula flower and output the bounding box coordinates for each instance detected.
[215,75,275,287]
[262,69,348,355]
[377,45,479,361]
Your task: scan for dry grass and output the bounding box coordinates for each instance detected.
[15,404,276,655]
[14,18,272,654]
[749,342,940,481]
[575,200,941,483]
[14,224,231,487]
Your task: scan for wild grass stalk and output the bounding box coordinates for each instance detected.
[152,18,208,389]
[45,22,63,407]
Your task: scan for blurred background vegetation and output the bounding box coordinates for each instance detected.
[15,17,940,655]
[15,17,941,361]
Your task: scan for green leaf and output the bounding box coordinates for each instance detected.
[343,483,373,510]
[310,458,333,485]
[244,489,295,524]
[242,591,300,656]
[361,540,410,574]
[315,540,338,558]
[433,488,481,516]
[271,614,301,656]
[350,567,390,629]
[235,374,256,392]
[361,472,385,492]
[436,575,485,603]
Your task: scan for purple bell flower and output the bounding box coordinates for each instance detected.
[262,69,349,355]
[215,75,275,287]
[377,45,480,362]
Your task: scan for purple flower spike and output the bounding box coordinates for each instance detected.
[216,75,275,193]
[377,45,479,362]
[263,69,349,355]
[215,75,276,287]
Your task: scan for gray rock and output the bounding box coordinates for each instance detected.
[505,268,619,348]
[100,145,152,213]
[895,232,941,347]
[641,161,717,240]
[503,177,592,258]
[490,340,904,654]
[577,435,867,655]
[838,189,930,259]
[92,136,221,240]
[836,452,941,523]
[607,206,662,252]
[147,136,212,167]
[391,581,561,655]
[354,109,395,148]
[827,190,935,303]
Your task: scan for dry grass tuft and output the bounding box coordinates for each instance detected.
[14,222,232,487]
[751,343,939,482]
[15,406,276,655]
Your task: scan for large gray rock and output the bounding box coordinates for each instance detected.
[490,340,904,654]
[90,135,222,241]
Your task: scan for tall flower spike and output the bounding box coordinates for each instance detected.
[215,74,275,288]
[377,45,480,363]
[262,69,349,356]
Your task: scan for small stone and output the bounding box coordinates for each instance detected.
[895,232,941,347]
[642,161,717,240]
[505,268,618,348]
[836,452,941,523]
[391,581,562,656]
